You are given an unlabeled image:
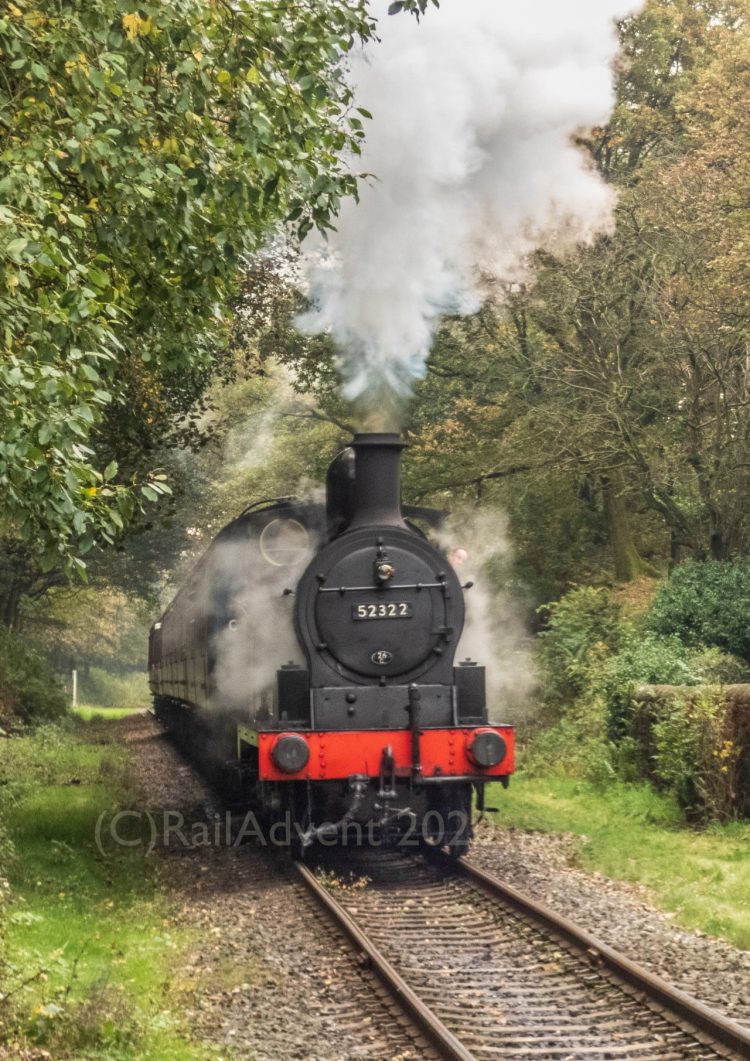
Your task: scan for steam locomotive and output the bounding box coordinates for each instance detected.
[148,433,515,854]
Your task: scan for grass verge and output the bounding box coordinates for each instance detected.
[0,720,210,1059]
[488,773,750,950]
[72,705,146,722]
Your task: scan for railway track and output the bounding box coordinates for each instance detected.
[295,848,750,1061]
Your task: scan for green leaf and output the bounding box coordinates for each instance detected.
[0,0,379,580]
[38,423,55,446]
[86,267,109,288]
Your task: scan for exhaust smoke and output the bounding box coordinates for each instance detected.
[299,0,642,416]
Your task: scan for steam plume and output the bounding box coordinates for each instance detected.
[440,510,536,724]
[300,0,642,410]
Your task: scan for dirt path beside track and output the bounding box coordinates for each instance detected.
[119,715,423,1061]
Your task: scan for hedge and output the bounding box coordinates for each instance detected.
[629,684,750,822]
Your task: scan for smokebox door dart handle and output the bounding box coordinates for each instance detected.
[317,581,447,594]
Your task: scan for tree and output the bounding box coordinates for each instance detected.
[636,18,750,557]
[0,0,379,624]
[25,583,150,673]
[594,0,745,181]
[406,1,750,577]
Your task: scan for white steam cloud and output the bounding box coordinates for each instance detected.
[300,0,642,402]
[212,539,309,713]
[440,510,536,725]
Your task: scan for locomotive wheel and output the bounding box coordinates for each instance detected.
[277,782,310,861]
[422,782,473,858]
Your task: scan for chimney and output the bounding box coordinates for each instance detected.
[347,433,408,531]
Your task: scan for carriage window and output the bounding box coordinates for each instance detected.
[258,518,311,567]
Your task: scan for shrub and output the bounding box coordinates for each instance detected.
[647,559,750,662]
[0,628,67,723]
[523,696,613,784]
[645,690,744,822]
[599,631,704,741]
[26,984,138,1054]
[538,586,623,708]
[686,647,750,684]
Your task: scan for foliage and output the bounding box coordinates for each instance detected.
[0,0,377,575]
[72,704,139,721]
[0,814,12,988]
[647,690,741,821]
[0,627,67,722]
[527,610,726,789]
[25,584,150,672]
[388,0,439,16]
[647,559,750,661]
[599,630,704,740]
[529,580,750,819]
[596,0,743,181]
[522,697,615,787]
[537,586,623,707]
[77,666,149,710]
[684,648,750,685]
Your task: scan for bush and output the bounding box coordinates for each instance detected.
[599,631,704,741]
[530,582,750,810]
[647,559,750,662]
[636,689,746,822]
[685,647,750,684]
[538,586,623,708]
[0,628,67,723]
[523,697,613,784]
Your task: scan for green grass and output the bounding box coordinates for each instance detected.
[72,705,146,721]
[0,723,211,1058]
[488,773,750,949]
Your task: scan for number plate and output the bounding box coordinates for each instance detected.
[352,602,413,621]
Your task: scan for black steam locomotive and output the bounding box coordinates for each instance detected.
[149,433,514,853]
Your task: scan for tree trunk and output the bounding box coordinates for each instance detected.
[709,526,729,561]
[0,581,22,631]
[601,473,644,582]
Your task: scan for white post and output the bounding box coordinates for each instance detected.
[72,668,78,708]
